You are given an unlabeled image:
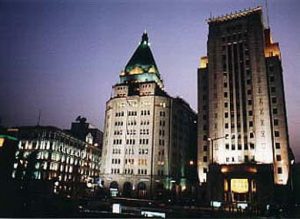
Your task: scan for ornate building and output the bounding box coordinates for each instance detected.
[197,7,292,205]
[101,32,197,199]
[7,125,102,199]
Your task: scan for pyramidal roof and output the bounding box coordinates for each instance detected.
[119,31,163,88]
[124,31,160,75]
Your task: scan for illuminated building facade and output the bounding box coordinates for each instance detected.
[0,133,18,182]
[101,32,197,198]
[7,125,102,198]
[198,7,292,204]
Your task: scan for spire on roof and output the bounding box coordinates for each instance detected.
[141,31,149,45]
[124,32,158,74]
[119,31,163,89]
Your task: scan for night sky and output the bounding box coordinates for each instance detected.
[1,0,300,159]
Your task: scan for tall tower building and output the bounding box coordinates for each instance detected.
[198,7,292,203]
[101,32,197,198]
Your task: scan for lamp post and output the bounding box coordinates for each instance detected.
[207,134,229,208]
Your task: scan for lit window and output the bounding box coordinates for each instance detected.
[231,179,249,193]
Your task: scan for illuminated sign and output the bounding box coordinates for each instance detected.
[0,138,4,147]
[112,203,121,214]
[231,179,249,193]
[210,201,222,208]
[141,211,166,218]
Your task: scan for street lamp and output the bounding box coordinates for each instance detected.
[207,134,229,209]
[207,134,229,163]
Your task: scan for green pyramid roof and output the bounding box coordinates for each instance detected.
[124,32,160,75]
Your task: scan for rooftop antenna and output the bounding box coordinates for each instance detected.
[37,109,41,126]
[265,0,270,28]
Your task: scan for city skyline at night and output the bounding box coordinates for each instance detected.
[1,0,300,159]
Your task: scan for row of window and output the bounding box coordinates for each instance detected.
[125,149,134,155]
[138,159,147,165]
[115,110,153,117]
[112,159,120,164]
[127,120,137,126]
[141,110,151,116]
[128,111,138,116]
[124,169,133,174]
[160,111,166,117]
[115,112,125,117]
[113,139,122,145]
[159,139,165,146]
[138,169,147,175]
[114,121,123,126]
[116,120,151,126]
[112,148,121,154]
[159,129,165,136]
[112,137,166,146]
[158,149,165,156]
[127,130,137,135]
[125,159,134,165]
[159,120,166,126]
[139,148,149,155]
[140,129,150,135]
[114,130,123,135]
[111,169,120,174]
[225,143,255,150]
[209,166,282,176]
[202,133,255,141]
[20,141,83,157]
[126,139,136,145]
[141,120,150,125]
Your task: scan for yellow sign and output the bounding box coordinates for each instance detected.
[0,138,4,147]
[231,179,248,193]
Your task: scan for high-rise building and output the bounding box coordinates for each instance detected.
[197,7,292,204]
[101,32,197,199]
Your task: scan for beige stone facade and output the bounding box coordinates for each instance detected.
[198,7,291,187]
[101,32,197,198]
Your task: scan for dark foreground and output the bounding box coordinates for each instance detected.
[1,195,299,218]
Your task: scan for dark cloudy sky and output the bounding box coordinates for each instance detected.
[1,0,299,159]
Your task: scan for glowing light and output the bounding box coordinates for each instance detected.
[265,43,281,59]
[189,160,194,165]
[224,179,228,191]
[199,56,208,69]
[129,66,143,75]
[247,167,257,173]
[221,166,228,173]
[148,66,157,73]
[0,138,4,147]
[231,179,249,193]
